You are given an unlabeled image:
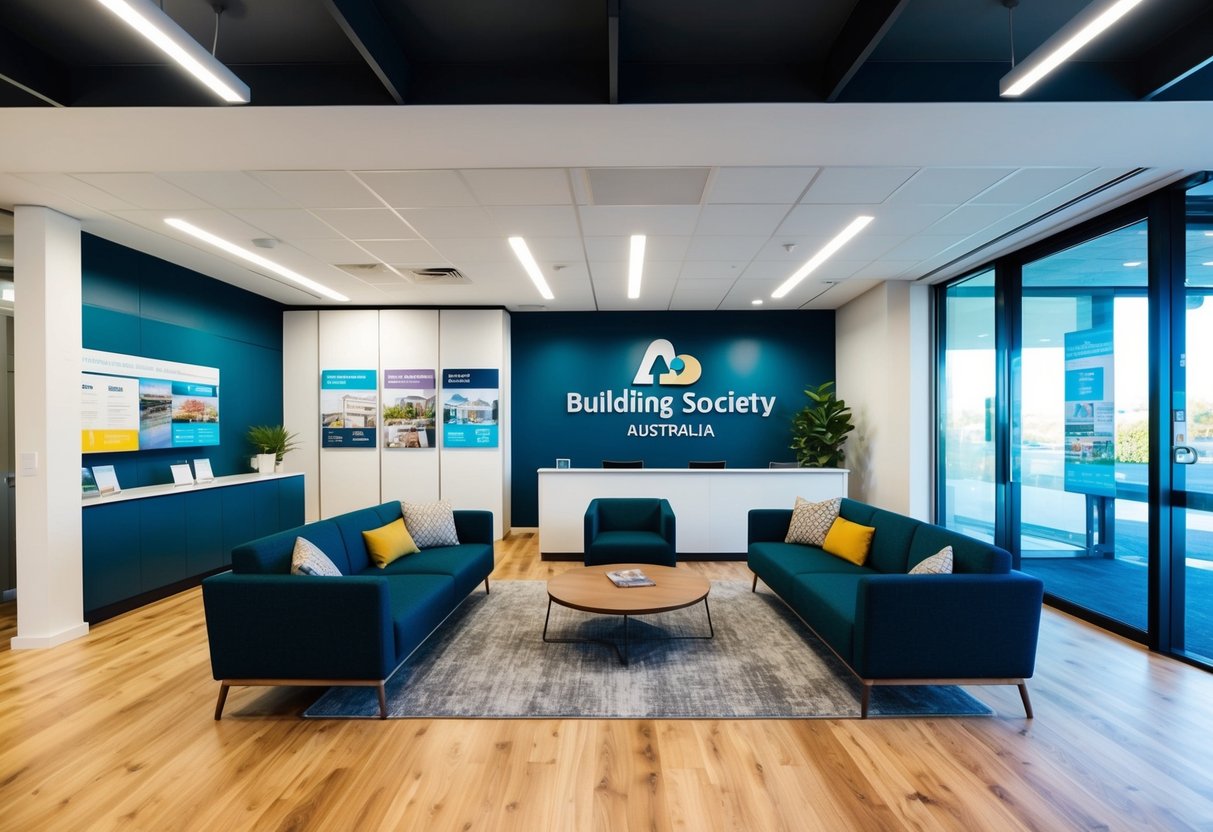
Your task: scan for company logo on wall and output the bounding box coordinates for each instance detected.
[632,339,702,386]
[566,337,776,439]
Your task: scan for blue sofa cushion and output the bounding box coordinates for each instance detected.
[789,572,864,666]
[908,524,1011,573]
[333,503,403,574]
[849,503,918,574]
[366,542,494,598]
[233,519,347,575]
[383,575,459,663]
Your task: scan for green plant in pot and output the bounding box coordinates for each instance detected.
[790,381,855,468]
[247,424,299,473]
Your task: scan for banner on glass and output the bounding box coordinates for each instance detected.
[1063,327,1115,497]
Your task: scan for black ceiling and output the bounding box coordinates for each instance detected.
[2,0,1211,107]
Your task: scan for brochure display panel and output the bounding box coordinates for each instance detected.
[442,368,499,448]
[382,369,436,449]
[320,369,378,448]
[82,349,220,454]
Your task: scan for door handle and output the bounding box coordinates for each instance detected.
[1174,445,1199,465]
[2,473,13,487]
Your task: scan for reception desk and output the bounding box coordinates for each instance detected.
[537,467,848,558]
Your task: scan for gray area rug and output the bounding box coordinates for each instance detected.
[304,580,994,719]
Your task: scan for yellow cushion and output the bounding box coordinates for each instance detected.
[362,518,420,568]
[821,517,876,566]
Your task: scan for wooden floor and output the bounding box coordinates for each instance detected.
[2,534,1213,831]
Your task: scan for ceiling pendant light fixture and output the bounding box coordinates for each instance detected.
[165,218,348,301]
[771,216,873,300]
[1000,0,1149,97]
[96,0,251,103]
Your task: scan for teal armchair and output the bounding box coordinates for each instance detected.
[583,498,677,566]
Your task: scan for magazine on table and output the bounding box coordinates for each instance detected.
[606,568,655,588]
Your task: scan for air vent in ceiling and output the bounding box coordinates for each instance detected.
[586,167,710,206]
[336,263,399,282]
[399,267,469,285]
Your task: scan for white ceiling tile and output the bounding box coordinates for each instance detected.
[357,239,447,264]
[519,237,587,261]
[801,279,885,309]
[670,280,732,310]
[355,170,478,208]
[15,173,136,210]
[752,235,832,261]
[800,167,918,204]
[250,171,380,208]
[739,261,794,280]
[849,260,921,279]
[779,204,951,237]
[232,209,344,239]
[312,208,416,239]
[970,168,1094,205]
[73,173,209,209]
[720,279,804,310]
[694,204,793,236]
[486,205,580,237]
[926,204,1014,235]
[396,207,498,238]
[461,168,572,205]
[881,235,967,260]
[289,238,379,264]
[158,172,296,209]
[427,237,517,263]
[110,209,267,242]
[707,167,819,204]
[680,261,749,280]
[584,236,691,261]
[886,168,1015,205]
[590,260,679,309]
[577,205,701,237]
[684,236,767,260]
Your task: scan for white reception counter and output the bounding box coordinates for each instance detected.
[537,467,849,558]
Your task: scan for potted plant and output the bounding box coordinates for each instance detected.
[790,381,854,468]
[247,424,299,474]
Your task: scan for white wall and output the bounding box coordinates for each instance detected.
[12,206,88,649]
[283,308,510,537]
[835,281,931,520]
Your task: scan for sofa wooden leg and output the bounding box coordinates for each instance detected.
[214,682,230,721]
[1018,682,1034,719]
[484,577,491,594]
[751,574,758,592]
[860,684,871,719]
[377,683,388,719]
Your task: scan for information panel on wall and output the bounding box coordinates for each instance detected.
[383,369,436,449]
[442,368,499,448]
[1063,326,1116,497]
[81,349,220,454]
[321,369,378,448]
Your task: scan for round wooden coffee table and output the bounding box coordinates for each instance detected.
[544,564,713,665]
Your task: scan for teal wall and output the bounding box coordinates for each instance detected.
[510,311,835,525]
[82,234,284,487]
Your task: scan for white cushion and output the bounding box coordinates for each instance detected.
[400,500,460,549]
[290,537,342,576]
[785,497,841,547]
[909,545,954,575]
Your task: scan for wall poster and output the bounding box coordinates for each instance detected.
[382,369,437,449]
[1063,326,1116,497]
[321,369,378,448]
[442,368,499,448]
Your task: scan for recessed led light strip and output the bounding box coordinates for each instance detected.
[771,216,873,300]
[628,235,646,300]
[1000,0,1147,97]
[165,218,348,301]
[507,237,555,300]
[96,0,250,103]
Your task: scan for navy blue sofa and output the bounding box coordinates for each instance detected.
[202,501,494,719]
[748,499,1044,717]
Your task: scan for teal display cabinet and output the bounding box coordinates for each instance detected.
[82,473,305,622]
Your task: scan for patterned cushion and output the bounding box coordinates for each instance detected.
[290,537,342,576]
[909,545,954,575]
[400,500,460,549]
[785,496,841,547]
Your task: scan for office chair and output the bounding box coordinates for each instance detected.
[688,460,726,468]
[602,460,644,468]
[769,461,801,469]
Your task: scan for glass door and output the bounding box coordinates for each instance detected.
[1016,221,1151,632]
[1179,182,1213,662]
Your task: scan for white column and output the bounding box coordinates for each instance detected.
[282,311,320,521]
[11,206,88,649]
